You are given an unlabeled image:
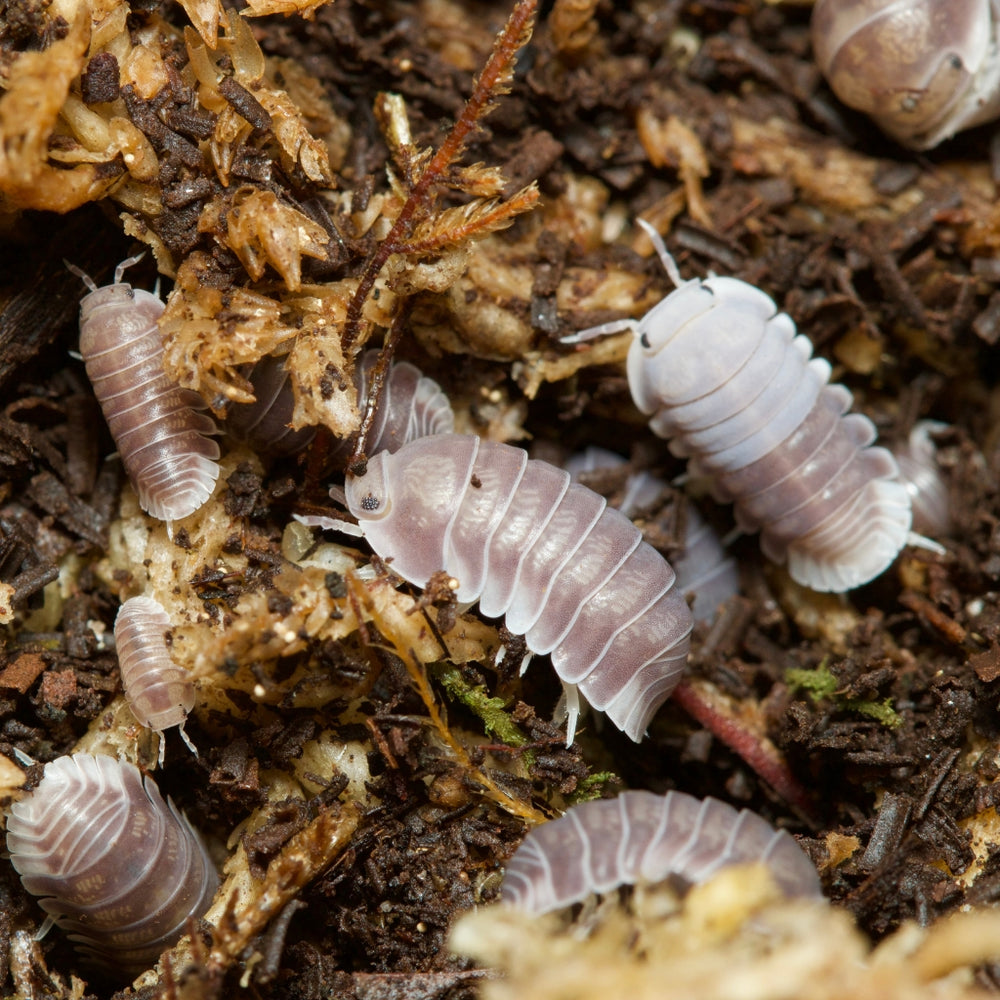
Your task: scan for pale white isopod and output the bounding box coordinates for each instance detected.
[811,0,1000,150]
[114,596,196,760]
[501,789,823,914]
[564,446,739,621]
[6,753,218,975]
[565,222,914,593]
[344,434,694,743]
[71,256,220,522]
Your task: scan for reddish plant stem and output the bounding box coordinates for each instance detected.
[340,0,539,356]
[348,302,408,471]
[671,677,820,825]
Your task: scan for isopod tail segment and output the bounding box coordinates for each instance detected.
[343,433,694,745]
[563,218,941,592]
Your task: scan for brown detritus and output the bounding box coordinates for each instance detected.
[344,571,546,825]
[5,1,1000,996]
[206,804,360,972]
[899,591,969,646]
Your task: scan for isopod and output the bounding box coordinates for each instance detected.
[6,753,218,975]
[811,0,1000,150]
[344,433,694,743]
[564,446,739,622]
[565,221,914,593]
[114,596,196,761]
[224,353,318,456]
[501,789,823,914]
[892,420,951,537]
[71,255,221,522]
[225,349,454,460]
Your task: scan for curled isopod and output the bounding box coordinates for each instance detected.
[811,0,1000,149]
[225,349,454,460]
[71,256,220,522]
[891,420,951,537]
[565,447,739,622]
[114,596,196,759]
[224,354,318,456]
[566,222,914,593]
[6,753,218,975]
[501,789,823,914]
[344,433,694,743]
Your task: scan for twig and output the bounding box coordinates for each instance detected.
[340,0,539,355]
[345,572,546,823]
[671,677,819,826]
[348,301,409,471]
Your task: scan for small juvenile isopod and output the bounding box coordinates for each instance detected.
[114,596,196,760]
[811,0,1000,150]
[225,349,454,460]
[890,419,952,538]
[564,446,739,622]
[566,222,914,593]
[344,433,694,743]
[71,256,221,522]
[6,753,218,975]
[501,789,823,914]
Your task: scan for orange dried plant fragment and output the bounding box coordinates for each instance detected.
[0,12,119,212]
[241,0,336,19]
[158,252,300,406]
[184,13,335,188]
[203,187,330,290]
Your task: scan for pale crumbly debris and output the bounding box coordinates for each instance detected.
[0,9,115,213]
[0,751,26,804]
[0,581,15,624]
[95,451,497,679]
[548,0,600,54]
[451,867,1000,1000]
[9,930,89,1000]
[202,187,330,289]
[765,567,865,654]
[242,0,336,20]
[158,256,301,405]
[636,112,712,229]
[130,801,360,991]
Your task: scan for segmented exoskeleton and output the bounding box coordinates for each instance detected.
[6,753,218,974]
[345,433,694,743]
[502,789,822,914]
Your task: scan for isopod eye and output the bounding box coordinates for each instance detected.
[345,451,392,521]
[640,333,651,349]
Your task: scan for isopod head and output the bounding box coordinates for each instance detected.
[347,451,392,520]
[343,434,693,743]
[568,220,914,593]
[77,283,169,360]
[811,0,1000,149]
[626,273,784,419]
